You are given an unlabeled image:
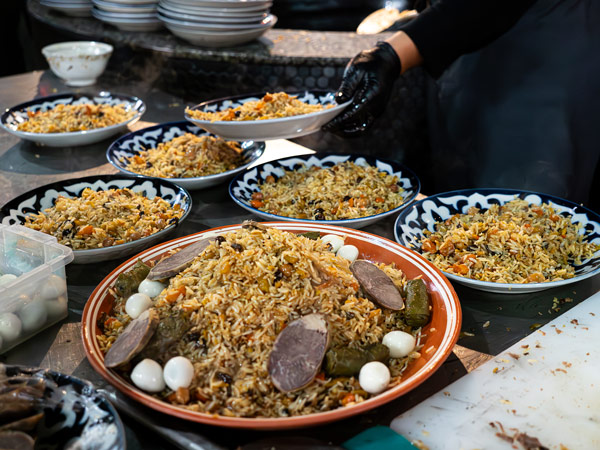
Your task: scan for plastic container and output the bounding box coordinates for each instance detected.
[0,224,74,354]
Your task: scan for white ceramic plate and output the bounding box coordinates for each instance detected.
[164,0,271,9]
[92,7,158,19]
[160,1,270,16]
[229,153,421,229]
[106,120,265,190]
[0,175,192,264]
[157,6,266,23]
[41,1,93,16]
[92,0,157,13]
[158,12,273,30]
[164,21,271,46]
[0,92,145,147]
[92,8,163,30]
[394,188,600,293]
[185,90,350,140]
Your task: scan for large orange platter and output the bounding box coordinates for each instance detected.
[82,222,461,429]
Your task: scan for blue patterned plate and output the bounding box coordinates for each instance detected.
[0,364,125,449]
[0,92,145,147]
[185,90,351,141]
[229,153,420,229]
[394,188,600,293]
[0,174,191,264]
[107,120,265,190]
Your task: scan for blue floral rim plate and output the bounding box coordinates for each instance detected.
[0,92,145,147]
[185,90,351,141]
[0,364,125,450]
[394,188,600,293]
[229,153,421,229]
[0,174,192,264]
[106,120,265,190]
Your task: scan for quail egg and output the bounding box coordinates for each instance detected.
[359,361,390,394]
[131,359,165,393]
[337,244,359,262]
[321,234,344,253]
[125,293,152,319]
[138,279,166,298]
[0,313,22,342]
[163,356,194,391]
[382,330,416,358]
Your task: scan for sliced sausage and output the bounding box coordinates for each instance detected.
[147,238,213,280]
[350,260,405,310]
[0,431,34,450]
[104,308,159,369]
[268,314,329,393]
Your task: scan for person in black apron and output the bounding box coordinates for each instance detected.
[324,0,600,211]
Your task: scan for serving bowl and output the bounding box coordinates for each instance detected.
[0,91,145,147]
[0,364,125,449]
[229,153,420,229]
[185,90,350,140]
[82,222,461,429]
[394,188,600,293]
[0,174,191,264]
[42,41,113,87]
[107,120,265,190]
[40,0,93,17]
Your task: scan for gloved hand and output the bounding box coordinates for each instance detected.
[323,41,401,137]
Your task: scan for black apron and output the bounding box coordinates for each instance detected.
[425,0,600,209]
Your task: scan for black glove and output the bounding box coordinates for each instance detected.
[323,41,401,137]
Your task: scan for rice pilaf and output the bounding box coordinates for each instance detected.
[420,198,599,283]
[252,161,405,220]
[185,92,331,122]
[98,227,424,417]
[16,103,135,133]
[23,188,183,250]
[122,133,245,178]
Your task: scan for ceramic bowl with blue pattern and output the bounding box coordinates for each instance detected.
[1,364,125,450]
[229,153,421,229]
[0,174,191,264]
[0,92,145,147]
[107,120,265,190]
[185,90,351,140]
[394,188,600,293]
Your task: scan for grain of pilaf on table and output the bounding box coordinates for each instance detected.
[420,199,600,283]
[251,161,405,220]
[185,92,332,122]
[16,103,135,133]
[98,226,427,417]
[122,133,245,178]
[23,188,182,250]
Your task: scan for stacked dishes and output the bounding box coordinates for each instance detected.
[157,0,276,47]
[40,0,93,17]
[92,0,162,31]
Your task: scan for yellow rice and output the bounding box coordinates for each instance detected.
[16,103,134,133]
[122,133,244,179]
[185,92,332,122]
[420,199,599,283]
[252,161,405,220]
[23,188,183,250]
[99,227,423,417]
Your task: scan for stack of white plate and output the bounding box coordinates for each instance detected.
[157,0,276,47]
[40,0,93,17]
[92,0,162,31]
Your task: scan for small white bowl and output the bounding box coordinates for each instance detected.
[42,41,113,87]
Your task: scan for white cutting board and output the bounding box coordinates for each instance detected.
[391,291,600,449]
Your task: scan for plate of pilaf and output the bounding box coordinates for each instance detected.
[394,189,600,293]
[229,153,420,229]
[107,121,265,190]
[0,92,145,147]
[184,90,351,140]
[0,174,191,264]
[81,221,461,429]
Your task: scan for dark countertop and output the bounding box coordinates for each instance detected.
[28,0,391,66]
[1,70,599,450]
